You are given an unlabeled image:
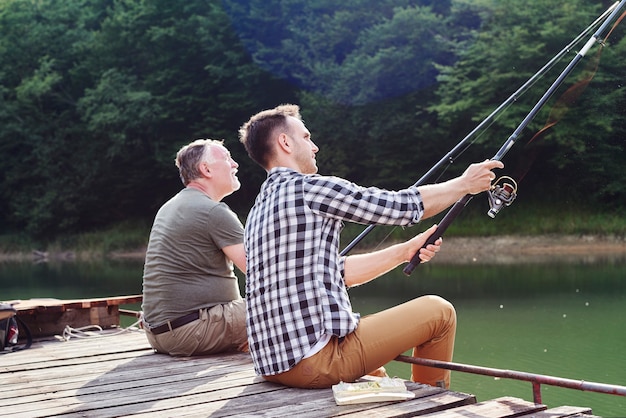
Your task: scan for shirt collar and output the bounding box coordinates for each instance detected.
[267,166,298,177]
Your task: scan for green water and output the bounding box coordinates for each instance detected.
[1,257,625,416]
[349,261,626,417]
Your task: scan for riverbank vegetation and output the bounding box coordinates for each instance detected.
[1,0,624,251]
[1,203,624,260]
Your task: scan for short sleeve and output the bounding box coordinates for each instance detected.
[208,203,244,249]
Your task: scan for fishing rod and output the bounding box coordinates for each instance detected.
[403,0,626,275]
[491,22,614,214]
[339,1,620,257]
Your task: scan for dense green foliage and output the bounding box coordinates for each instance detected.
[0,0,624,241]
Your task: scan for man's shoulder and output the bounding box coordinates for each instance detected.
[159,189,232,221]
[174,188,221,207]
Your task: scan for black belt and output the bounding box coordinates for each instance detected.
[149,311,200,335]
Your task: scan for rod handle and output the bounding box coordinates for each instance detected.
[403,194,473,275]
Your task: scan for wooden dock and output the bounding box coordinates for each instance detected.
[1,327,601,417]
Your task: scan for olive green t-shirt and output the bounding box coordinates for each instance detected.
[142,188,244,327]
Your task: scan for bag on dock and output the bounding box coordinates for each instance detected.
[1,303,32,352]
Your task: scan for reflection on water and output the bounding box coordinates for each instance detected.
[1,256,624,416]
[1,259,144,301]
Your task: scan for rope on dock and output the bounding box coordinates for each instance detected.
[60,316,143,341]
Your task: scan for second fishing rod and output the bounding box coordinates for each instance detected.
[402,0,626,275]
[339,1,621,257]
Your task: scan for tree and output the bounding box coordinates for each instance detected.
[432,0,626,205]
[224,0,455,105]
[0,0,106,235]
[224,0,468,189]
[0,0,296,236]
[1,0,624,239]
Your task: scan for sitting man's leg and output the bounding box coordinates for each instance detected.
[263,295,456,388]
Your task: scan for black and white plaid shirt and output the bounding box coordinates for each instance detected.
[244,167,424,376]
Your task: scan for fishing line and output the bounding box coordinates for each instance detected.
[340,2,620,257]
[493,7,626,212]
[403,0,626,275]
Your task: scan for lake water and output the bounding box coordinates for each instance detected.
[1,256,625,416]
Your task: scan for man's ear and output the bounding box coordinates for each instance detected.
[277,133,291,153]
[201,163,211,178]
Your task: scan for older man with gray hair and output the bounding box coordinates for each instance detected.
[142,139,248,356]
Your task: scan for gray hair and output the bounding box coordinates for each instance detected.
[175,139,224,185]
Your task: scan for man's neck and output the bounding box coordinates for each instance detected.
[187,180,220,201]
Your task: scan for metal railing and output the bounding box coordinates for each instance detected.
[396,355,626,404]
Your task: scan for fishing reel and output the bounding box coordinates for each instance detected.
[487,176,518,219]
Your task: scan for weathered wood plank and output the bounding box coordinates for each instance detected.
[3,363,255,405]
[336,392,477,418]
[1,327,601,418]
[1,345,149,373]
[11,296,142,338]
[2,335,475,418]
[102,382,472,418]
[421,396,546,417]
[12,295,143,313]
[1,337,261,417]
[0,331,151,372]
[9,377,283,418]
[516,405,596,418]
[1,347,250,391]
[18,306,122,337]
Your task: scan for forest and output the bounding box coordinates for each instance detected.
[0,0,624,240]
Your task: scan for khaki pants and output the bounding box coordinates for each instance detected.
[263,295,456,389]
[145,299,248,356]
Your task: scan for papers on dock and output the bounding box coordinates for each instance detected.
[332,377,415,405]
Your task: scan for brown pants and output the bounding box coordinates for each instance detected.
[263,295,456,389]
[145,300,248,356]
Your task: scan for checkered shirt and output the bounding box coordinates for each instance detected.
[244,167,424,376]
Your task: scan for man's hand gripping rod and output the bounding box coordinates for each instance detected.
[403,0,626,275]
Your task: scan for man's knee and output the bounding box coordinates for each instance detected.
[420,295,456,324]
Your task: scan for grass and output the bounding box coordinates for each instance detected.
[1,204,625,258]
[0,220,151,260]
[446,202,626,236]
[339,202,626,249]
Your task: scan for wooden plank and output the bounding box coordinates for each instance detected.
[93,383,326,418]
[422,396,546,417]
[12,295,143,313]
[1,326,602,418]
[1,329,476,418]
[1,342,250,392]
[2,354,254,401]
[7,374,283,418]
[0,341,151,373]
[5,369,259,413]
[10,296,142,338]
[18,306,122,338]
[1,341,246,386]
[1,331,245,369]
[336,392,477,418]
[97,382,469,418]
[1,335,264,418]
[516,405,596,418]
[135,382,420,418]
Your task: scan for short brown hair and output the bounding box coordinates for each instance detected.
[239,104,302,169]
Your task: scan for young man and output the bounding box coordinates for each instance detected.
[239,104,503,389]
[142,139,248,356]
